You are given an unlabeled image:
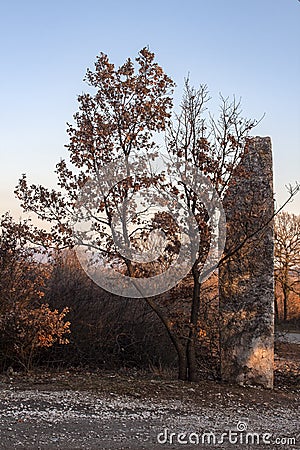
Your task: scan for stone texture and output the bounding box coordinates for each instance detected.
[219,137,274,388]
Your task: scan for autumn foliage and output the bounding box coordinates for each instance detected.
[0,214,70,371]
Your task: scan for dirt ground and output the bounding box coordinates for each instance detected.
[0,342,299,450]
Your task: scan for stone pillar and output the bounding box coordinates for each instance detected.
[219,137,274,388]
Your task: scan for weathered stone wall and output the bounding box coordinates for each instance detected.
[219,137,274,388]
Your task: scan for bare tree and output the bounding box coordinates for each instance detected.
[274,212,300,321]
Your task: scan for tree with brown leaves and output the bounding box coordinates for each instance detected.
[15,48,299,382]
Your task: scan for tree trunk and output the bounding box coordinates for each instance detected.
[145,297,188,380]
[283,285,289,322]
[282,264,290,322]
[177,346,188,381]
[186,264,201,382]
[186,338,197,382]
[125,259,190,380]
[274,295,279,322]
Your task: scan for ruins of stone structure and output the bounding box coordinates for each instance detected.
[219,137,274,388]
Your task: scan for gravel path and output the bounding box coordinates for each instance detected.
[0,377,299,450]
[277,333,300,345]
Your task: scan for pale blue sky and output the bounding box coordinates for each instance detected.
[0,0,299,219]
